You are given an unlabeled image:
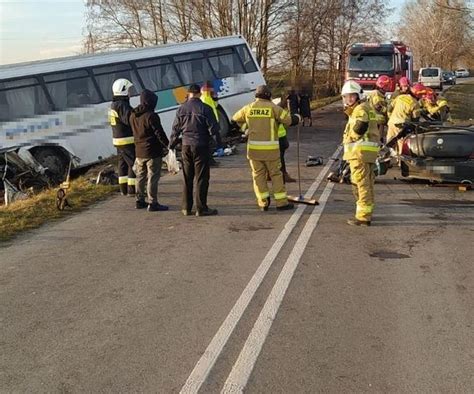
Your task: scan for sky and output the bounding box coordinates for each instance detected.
[0,0,407,66]
[0,0,85,65]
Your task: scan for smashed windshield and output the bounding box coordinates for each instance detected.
[348,54,393,71]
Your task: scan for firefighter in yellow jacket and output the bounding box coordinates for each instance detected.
[366,75,391,141]
[341,80,380,226]
[232,85,300,211]
[387,82,421,153]
[420,88,450,122]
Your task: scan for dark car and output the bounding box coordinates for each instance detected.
[442,71,456,85]
[400,125,474,183]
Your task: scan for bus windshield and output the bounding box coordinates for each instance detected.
[348,53,393,72]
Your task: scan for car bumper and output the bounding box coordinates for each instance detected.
[400,157,474,183]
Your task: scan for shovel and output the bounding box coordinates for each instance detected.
[287,122,319,206]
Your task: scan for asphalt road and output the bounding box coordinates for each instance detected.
[1,103,473,393]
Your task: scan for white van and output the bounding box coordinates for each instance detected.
[418,67,443,89]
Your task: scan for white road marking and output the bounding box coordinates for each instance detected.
[180,146,342,394]
[221,180,336,393]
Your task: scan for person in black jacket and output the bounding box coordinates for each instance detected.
[298,89,312,126]
[286,88,299,115]
[170,84,222,217]
[109,78,136,196]
[130,90,170,212]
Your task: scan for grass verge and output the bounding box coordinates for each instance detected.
[444,80,474,124]
[310,95,341,110]
[0,177,117,243]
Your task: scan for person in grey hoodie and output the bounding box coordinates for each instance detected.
[130,89,170,212]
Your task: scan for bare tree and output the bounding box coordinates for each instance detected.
[399,0,473,69]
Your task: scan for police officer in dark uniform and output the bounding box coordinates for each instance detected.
[170,84,222,217]
[109,78,136,196]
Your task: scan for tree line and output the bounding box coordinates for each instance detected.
[83,0,472,96]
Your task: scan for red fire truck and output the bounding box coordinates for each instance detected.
[345,41,413,92]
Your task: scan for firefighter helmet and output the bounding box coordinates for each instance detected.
[375,75,392,92]
[341,80,363,98]
[398,77,411,88]
[112,78,133,97]
[423,87,436,101]
[411,83,428,98]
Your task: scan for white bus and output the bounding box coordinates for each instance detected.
[0,35,265,176]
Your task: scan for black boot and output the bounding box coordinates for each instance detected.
[136,200,147,209]
[347,219,371,226]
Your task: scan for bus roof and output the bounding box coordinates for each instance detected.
[0,35,248,80]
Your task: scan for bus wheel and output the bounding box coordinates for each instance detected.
[31,147,69,179]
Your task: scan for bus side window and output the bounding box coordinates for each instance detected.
[208,48,245,78]
[174,52,215,85]
[0,79,51,122]
[44,71,101,110]
[136,58,181,91]
[93,63,141,101]
[235,45,258,73]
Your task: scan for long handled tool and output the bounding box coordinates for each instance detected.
[287,122,319,206]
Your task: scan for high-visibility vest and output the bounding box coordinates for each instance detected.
[232,98,292,160]
[201,92,219,121]
[278,124,287,138]
[342,101,380,163]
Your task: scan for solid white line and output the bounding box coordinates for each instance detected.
[180,146,342,394]
[221,180,336,393]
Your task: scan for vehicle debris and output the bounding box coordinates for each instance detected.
[1,147,54,206]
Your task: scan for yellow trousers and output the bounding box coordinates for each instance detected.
[249,159,288,208]
[387,124,403,154]
[349,160,375,222]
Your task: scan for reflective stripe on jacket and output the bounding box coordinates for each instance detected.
[113,136,135,146]
[342,101,380,163]
[232,98,293,160]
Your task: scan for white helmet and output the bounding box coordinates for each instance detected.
[112,78,133,97]
[341,80,363,98]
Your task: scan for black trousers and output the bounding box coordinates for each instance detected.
[181,145,210,212]
[279,136,289,174]
[117,144,136,195]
